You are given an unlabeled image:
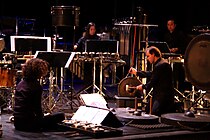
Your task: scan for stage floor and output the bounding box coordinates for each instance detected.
[1,81,210,139]
[1,109,210,140]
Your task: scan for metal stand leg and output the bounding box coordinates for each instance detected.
[76,58,105,96]
[187,90,206,112]
[42,68,55,113]
[42,67,76,113]
[53,67,76,112]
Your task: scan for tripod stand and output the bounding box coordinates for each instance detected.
[76,56,105,96]
[35,51,75,113]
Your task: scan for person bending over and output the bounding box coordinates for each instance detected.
[13,58,65,132]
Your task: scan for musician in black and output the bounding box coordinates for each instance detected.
[163,18,189,92]
[13,58,65,132]
[163,18,188,55]
[129,46,175,116]
[73,22,102,93]
[74,22,101,52]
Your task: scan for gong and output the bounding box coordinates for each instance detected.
[184,33,210,90]
[118,76,142,97]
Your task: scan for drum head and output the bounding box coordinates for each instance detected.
[118,76,142,97]
[184,33,210,90]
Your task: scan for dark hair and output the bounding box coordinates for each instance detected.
[86,22,96,31]
[22,58,49,80]
[84,22,98,39]
[146,46,162,57]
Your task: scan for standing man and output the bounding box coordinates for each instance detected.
[129,46,175,116]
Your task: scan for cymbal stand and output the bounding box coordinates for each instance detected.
[142,88,153,114]
[42,67,56,113]
[142,88,153,103]
[186,90,206,112]
[187,85,197,102]
[42,67,70,113]
[174,88,187,101]
[52,67,73,111]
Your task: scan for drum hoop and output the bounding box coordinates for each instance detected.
[184,33,210,90]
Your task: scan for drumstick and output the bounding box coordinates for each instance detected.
[125,85,137,92]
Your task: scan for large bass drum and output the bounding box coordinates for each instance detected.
[184,33,210,90]
[118,76,142,97]
[51,6,80,27]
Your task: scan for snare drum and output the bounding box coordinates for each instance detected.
[0,67,16,88]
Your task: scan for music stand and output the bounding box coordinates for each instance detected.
[83,40,119,95]
[34,51,74,112]
[85,40,119,53]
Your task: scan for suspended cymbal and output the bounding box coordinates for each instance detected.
[161,113,210,130]
[116,108,159,125]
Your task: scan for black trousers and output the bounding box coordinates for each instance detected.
[14,112,65,132]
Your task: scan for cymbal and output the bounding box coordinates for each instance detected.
[161,113,210,130]
[115,108,159,125]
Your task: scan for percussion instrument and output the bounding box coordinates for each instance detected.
[118,76,142,97]
[184,33,210,90]
[161,33,210,131]
[0,67,16,88]
[51,6,80,27]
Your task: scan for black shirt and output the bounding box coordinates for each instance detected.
[137,58,175,116]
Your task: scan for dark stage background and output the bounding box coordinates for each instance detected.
[0,0,210,50]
